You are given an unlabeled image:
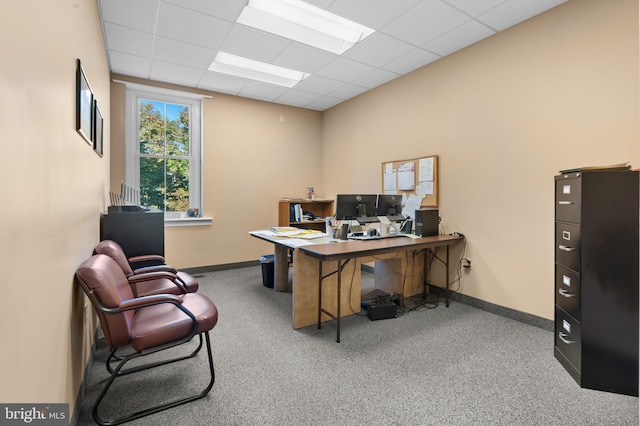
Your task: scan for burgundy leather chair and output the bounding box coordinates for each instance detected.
[76,254,218,425]
[93,240,198,296]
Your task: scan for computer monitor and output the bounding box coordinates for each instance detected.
[376,194,404,220]
[335,194,378,221]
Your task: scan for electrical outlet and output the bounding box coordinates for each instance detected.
[463,258,472,269]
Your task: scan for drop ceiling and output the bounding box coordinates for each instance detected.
[98,0,567,111]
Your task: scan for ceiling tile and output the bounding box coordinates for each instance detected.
[295,76,345,96]
[316,57,376,83]
[198,71,249,95]
[329,84,370,100]
[351,68,400,89]
[219,25,291,63]
[275,89,324,108]
[382,48,440,74]
[423,20,496,57]
[99,0,160,33]
[442,0,508,17]
[162,0,245,22]
[108,51,152,78]
[327,0,422,29]
[238,81,290,102]
[156,2,233,49]
[344,33,416,68]
[306,96,345,111]
[478,0,568,31]
[273,44,338,74]
[381,0,471,46]
[103,23,154,57]
[150,61,206,86]
[154,37,217,69]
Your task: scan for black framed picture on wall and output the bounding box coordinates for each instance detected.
[93,100,103,157]
[76,59,93,144]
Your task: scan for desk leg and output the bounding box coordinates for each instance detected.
[336,260,341,343]
[317,261,323,329]
[273,244,289,292]
[317,259,344,343]
[445,245,450,307]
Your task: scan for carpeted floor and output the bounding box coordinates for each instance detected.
[74,266,638,425]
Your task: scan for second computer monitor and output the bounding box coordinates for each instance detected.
[335,194,377,220]
[377,194,405,221]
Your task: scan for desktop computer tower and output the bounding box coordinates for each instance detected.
[415,209,439,236]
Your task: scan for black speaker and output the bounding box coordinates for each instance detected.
[340,223,349,240]
[415,209,439,236]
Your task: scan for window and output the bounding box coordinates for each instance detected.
[124,83,207,224]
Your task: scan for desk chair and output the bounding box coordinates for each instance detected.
[94,240,198,296]
[76,254,218,426]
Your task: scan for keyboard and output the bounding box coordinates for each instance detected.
[347,231,404,241]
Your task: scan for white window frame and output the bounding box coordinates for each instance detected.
[121,81,211,226]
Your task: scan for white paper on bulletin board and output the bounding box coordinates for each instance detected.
[384,169,397,194]
[418,181,434,196]
[417,157,434,195]
[419,157,434,181]
[397,161,415,190]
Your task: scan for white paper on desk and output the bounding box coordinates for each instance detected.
[251,230,277,237]
[401,193,423,219]
[297,232,327,239]
[280,239,313,247]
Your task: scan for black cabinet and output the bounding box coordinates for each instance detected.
[554,170,639,396]
[100,207,164,259]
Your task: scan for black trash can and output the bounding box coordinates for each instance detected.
[259,254,275,288]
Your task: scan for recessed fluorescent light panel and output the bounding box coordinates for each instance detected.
[237,0,375,55]
[208,52,310,87]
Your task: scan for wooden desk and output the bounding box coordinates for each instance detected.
[300,235,462,342]
[250,231,462,341]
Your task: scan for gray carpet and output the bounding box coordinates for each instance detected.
[74,266,638,425]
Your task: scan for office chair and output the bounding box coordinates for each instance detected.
[93,240,199,296]
[76,254,218,426]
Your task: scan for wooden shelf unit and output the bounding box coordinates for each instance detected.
[278,199,334,231]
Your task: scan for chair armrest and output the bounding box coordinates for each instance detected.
[128,254,166,265]
[118,294,183,311]
[127,271,189,293]
[127,271,176,282]
[133,265,178,274]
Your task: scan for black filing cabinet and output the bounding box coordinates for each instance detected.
[100,207,164,259]
[554,170,639,396]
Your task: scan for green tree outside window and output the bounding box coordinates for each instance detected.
[138,100,190,212]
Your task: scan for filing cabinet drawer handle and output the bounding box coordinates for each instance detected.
[558,245,576,252]
[558,201,573,205]
[558,288,575,298]
[558,332,574,345]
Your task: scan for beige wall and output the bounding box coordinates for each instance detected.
[0,0,109,414]
[323,0,639,319]
[109,76,324,268]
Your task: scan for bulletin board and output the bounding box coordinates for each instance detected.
[381,155,438,208]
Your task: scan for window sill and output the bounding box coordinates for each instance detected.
[164,217,213,227]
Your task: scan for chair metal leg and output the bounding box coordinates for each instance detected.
[93,331,215,426]
[106,334,204,375]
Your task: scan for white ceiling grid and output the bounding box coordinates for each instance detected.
[99,0,567,110]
